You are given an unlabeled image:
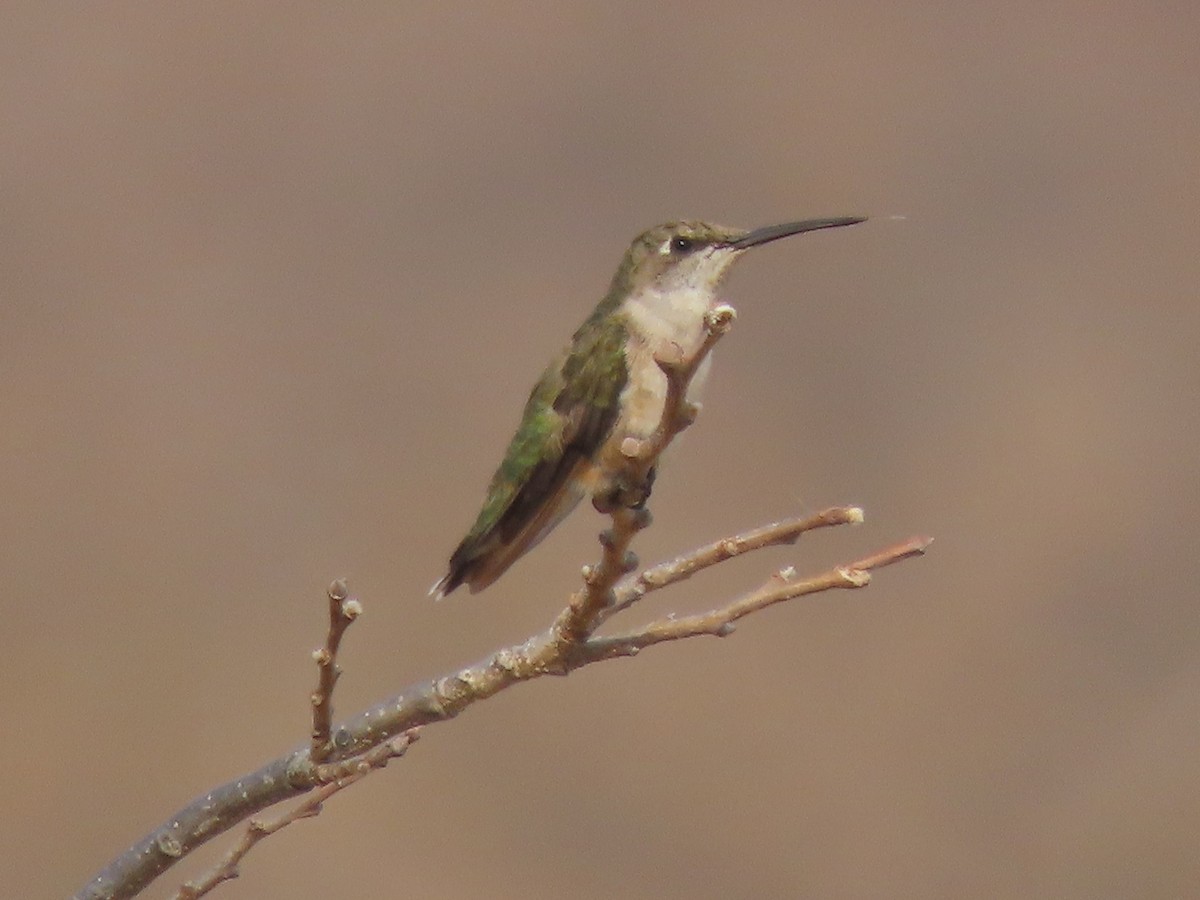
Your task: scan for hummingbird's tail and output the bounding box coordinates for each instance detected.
[429,470,590,599]
[428,563,477,600]
[428,573,457,601]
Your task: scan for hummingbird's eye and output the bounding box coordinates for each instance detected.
[669,236,697,254]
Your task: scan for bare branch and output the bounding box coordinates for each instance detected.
[73,301,931,900]
[75,516,927,900]
[586,534,933,658]
[605,506,866,621]
[173,732,418,900]
[554,506,648,646]
[842,534,934,572]
[310,578,362,763]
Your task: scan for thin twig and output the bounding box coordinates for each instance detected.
[173,732,418,900]
[842,535,934,572]
[310,579,362,763]
[586,534,933,657]
[604,506,865,622]
[554,506,648,646]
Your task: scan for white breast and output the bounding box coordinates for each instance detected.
[622,285,715,355]
[614,308,714,443]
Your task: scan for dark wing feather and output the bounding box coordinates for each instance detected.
[434,313,629,596]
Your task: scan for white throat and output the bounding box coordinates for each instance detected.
[621,285,716,356]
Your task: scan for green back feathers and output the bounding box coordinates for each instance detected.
[445,311,630,586]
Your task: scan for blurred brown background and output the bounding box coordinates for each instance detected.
[4,3,1198,898]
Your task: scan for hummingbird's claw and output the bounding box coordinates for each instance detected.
[592,466,657,514]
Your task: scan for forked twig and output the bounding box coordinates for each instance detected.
[173,732,418,900]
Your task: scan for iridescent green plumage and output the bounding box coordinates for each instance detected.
[433,310,630,597]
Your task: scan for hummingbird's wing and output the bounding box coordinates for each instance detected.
[432,315,628,597]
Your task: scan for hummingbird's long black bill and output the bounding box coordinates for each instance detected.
[730,216,866,250]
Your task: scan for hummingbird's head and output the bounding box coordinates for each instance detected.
[621,221,745,297]
[614,217,867,299]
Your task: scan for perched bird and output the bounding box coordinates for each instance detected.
[432,216,864,598]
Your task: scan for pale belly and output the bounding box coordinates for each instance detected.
[592,345,712,478]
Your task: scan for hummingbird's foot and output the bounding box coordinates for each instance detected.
[592,466,657,514]
[629,466,656,509]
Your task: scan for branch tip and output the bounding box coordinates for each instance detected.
[678,401,700,427]
[705,303,737,333]
[845,534,933,572]
[838,568,872,587]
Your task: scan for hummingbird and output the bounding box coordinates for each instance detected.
[431,216,865,598]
